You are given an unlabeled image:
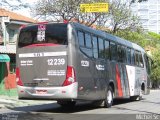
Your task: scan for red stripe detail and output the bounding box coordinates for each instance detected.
[25,43,59,48]
[116,64,123,97]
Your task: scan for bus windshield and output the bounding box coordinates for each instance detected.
[18,23,67,48]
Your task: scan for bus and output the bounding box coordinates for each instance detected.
[16,22,151,108]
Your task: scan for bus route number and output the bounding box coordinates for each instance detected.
[47,58,65,66]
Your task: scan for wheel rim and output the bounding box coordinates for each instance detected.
[107,90,113,104]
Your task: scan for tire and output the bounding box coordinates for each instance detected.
[130,90,143,101]
[92,100,104,107]
[104,86,113,108]
[57,101,76,108]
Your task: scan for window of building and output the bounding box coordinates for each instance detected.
[9,29,16,42]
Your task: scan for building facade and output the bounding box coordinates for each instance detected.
[131,0,160,34]
[0,8,36,95]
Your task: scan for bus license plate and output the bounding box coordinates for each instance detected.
[36,90,47,94]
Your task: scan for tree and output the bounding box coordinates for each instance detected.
[33,0,141,33]
[107,0,141,34]
[131,0,148,3]
[33,0,108,26]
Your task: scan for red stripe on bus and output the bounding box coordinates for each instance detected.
[25,43,59,48]
[116,64,123,97]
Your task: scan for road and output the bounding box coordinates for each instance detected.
[0,90,160,120]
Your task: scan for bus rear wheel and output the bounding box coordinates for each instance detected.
[104,86,113,108]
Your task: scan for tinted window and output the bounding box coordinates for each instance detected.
[78,31,93,57]
[122,46,126,63]
[139,52,144,67]
[85,33,92,48]
[135,51,139,66]
[110,42,117,61]
[131,49,135,65]
[104,40,109,59]
[127,48,131,64]
[80,47,93,57]
[117,45,123,62]
[98,38,104,58]
[93,36,98,58]
[78,31,85,46]
[18,23,67,47]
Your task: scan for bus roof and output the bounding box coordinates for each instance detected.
[71,22,145,53]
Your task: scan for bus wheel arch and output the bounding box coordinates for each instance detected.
[141,82,145,94]
[104,82,115,108]
[109,82,115,97]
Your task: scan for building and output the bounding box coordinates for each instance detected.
[0,8,37,95]
[131,0,160,34]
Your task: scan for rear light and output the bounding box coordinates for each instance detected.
[62,66,76,86]
[16,67,24,86]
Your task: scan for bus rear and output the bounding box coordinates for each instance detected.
[16,23,78,100]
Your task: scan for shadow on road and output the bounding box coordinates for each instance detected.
[7,98,141,113]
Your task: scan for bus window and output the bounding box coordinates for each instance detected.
[85,33,92,48]
[98,38,105,58]
[139,52,144,67]
[127,48,131,64]
[110,42,117,61]
[117,45,123,62]
[78,31,85,46]
[93,36,98,58]
[104,40,109,59]
[78,32,93,57]
[122,46,126,63]
[135,51,139,66]
[18,24,67,47]
[131,49,135,65]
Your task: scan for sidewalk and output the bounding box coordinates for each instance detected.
[0,95,55,109]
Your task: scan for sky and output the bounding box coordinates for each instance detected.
[14,0,38,18]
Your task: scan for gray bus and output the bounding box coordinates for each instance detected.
[16,22,151,108]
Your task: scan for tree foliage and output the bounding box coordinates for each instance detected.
[115,30,160,88]
[33,0,141,33]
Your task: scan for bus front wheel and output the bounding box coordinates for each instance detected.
[104,86,113,108]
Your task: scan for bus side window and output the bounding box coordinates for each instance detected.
[117,45,123,62]
[110,42,117,61]
[127,48,131,64]
[93,36,98,58]
[131,49,135,65]
[104,40,109,60]
[78,31,85,46]
[135,51,139,66]
[117,45,126,63]
[98,37,105,58]
[85,33,92,48]
[139,52,144,67]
